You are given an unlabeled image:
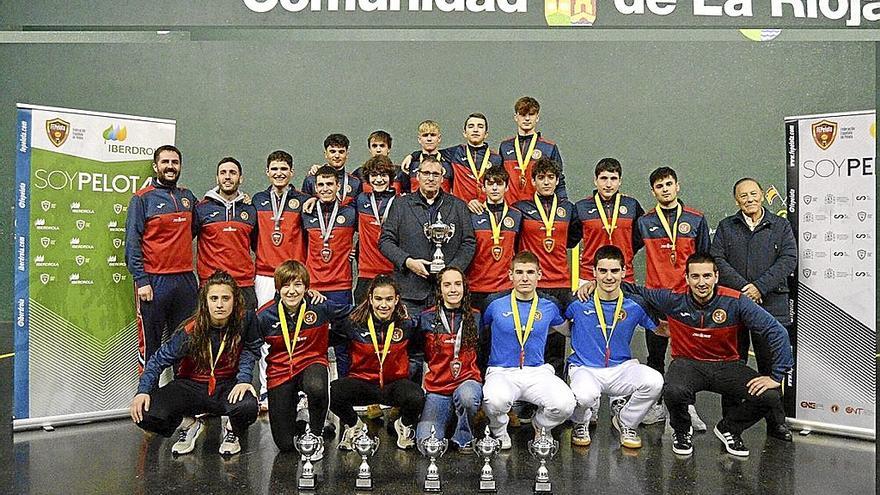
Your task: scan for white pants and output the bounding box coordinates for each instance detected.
[255,275,276,399]
[483,364,576,436]
[569,359,663,428]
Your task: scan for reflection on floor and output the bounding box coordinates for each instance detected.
[12,393,875,495]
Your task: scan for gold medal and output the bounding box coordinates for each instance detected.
[534,193,558,253]
[595,193,621,241]
[492,245,503,261]
[655,204,682,266]
[485,202,509,261]
[514,135,538,189]
[510,293,539,369]
[465,146,491,182]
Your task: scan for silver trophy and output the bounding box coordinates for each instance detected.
[353,425,379,491]
[423,212,456,273]
[295,424,323,490]
[475,426,501,492]
[527,427,559,494]
[418,426,449,492]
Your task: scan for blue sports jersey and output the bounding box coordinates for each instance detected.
[483,293,564,368]
[566,296,656,368]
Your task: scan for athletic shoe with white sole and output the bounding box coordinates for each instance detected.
[612,413,642,449]
[171,418,205,455]
[671,427,694,455]
[714,422,749,457]
[641,403,668,425]
[337,419,366,451]
[218,429,241,456]
[571,422,592,447]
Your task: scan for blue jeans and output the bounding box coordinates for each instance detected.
[416,380,482,448]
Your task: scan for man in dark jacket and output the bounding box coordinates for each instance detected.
[710,177,797,441]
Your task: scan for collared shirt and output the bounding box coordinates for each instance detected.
[742,207,765,231]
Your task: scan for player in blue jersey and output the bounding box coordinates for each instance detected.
[562,245,664,449]
[481,251,576,450]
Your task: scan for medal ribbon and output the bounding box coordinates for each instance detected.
[534,193,558,240]
[438,307,463,361]
[206,330,229,396]
[595,193,621,241]
[510,293,539,368]
[655,203,682,260]
[593,290,624,367]
[369,193,394,225]
[316,200,340,247]
[514,135,538,184]
[465,145,491,182]
[367,315,395,387]
[485,202,509,246]
[337,173,350,203]
[270,187,290,231]
[279,301,307,369]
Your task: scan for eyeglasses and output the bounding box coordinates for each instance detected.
[418,170,444,179]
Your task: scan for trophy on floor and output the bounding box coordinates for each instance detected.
[353,425,379,491]
[475,426,501,492]
[418,426,449,492]
[295,424,323,490]
[424,212,456,273]
[527,427,559,494]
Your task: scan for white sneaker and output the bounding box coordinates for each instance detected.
[688,405,707,432]
[571,423,591,446]
[394,418,416,450]
[338,419,366,451]
[171,418,205,455]
[613,413,642,449]
[641,403,668,425]
[218,428,241,456]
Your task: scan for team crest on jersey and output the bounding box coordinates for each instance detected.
[534,311,543,321]
[617,309,627,321]
[345,184,353,194]
[556,207,566,218]
[712,309,727,324]
[181,197,191,209]
[336,215,346,224]
[392,327,404,342]
[532,149,542,159]
[304,311,318,325]
[619,205,628,215]
[240,211,249,221]
[288,198,300,210]
[503,217,515,228]
[678,222,691,234]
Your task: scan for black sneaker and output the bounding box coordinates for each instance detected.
[714,422,749,457]
[671,427,693,455]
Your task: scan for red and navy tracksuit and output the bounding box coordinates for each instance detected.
[417,306,483,395]
[441,144,503,203]
[467,202,522,312]
[353,190,397,303]
[195,189,258,309]
[135,313,262,437]
[329,316,425,428]
[256,297,352,451]
[498,133,566,204]
[636,202,710,375]
[302,200,357,301]
[626,284,793,435]
[252,186,311,279]
[125,178,199,369]
[574,191,644,282]
[302,167,361,207]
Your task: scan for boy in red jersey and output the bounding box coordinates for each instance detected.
[353,155,399,304]
[441,113,503,203]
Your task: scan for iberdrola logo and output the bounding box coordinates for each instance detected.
[103,124,127,142]
[545,0,596,26]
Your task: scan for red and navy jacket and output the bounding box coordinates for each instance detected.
[575,191,645,282]
[467,203,522,293]
[636,202,710,290]
[417,306,483,395]
[513,195,581,289]
[401,150,454,194]
[354,190,397,279]
[256,297,352,390]
[331,316,419,386]
[195,189,257,287]
[498,133,566,204]
[441,144,503,203]
[351,166,405,195]
[625,284,794,381]
[252,186,310,277]
[136,311,261,394]
[125,178,197,288]
[302,200,357,292]
[302,167,361,206]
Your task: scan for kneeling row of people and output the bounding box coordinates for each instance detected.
[130,246,792,460]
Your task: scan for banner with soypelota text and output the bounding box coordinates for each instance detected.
[14,104,175,425]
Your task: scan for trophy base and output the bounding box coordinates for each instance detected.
[534,481,552,494]
[355,477,373,490]
[479,479,497,492]
[297,477,316,490]
[424,479,442,492]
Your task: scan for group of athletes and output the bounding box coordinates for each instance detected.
[126,96,794,464]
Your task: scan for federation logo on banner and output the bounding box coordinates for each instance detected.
[811,119,838,150]
[45,118,70,147]
[545,0,596,26]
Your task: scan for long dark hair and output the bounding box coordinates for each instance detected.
[349,274,408,326]
[186,271,245,371]
[432,267,479,352]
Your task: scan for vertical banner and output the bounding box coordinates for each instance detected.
[785,110,875,439]
[14,104,175,424]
